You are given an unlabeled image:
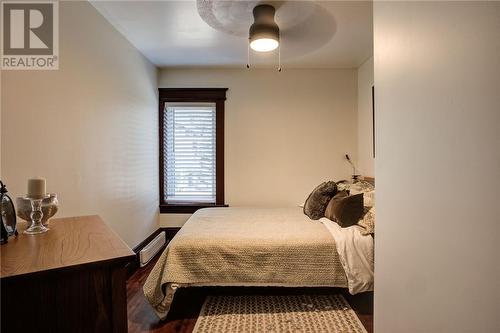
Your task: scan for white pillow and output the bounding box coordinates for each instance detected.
[349,180,375,194]
[336,181,351,192]
[349,181,375,208]
[363,190,375,207]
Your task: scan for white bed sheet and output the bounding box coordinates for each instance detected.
[321,218,374,294]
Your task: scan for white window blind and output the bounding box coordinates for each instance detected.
[164,103,216,203]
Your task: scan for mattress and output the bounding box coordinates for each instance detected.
[143,207,348,319]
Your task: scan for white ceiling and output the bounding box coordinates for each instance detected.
[91,1,373,69]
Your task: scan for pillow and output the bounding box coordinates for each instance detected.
[358,206,375,235]
[303,181,338,220]
[348,180,375,208]
[363,190,375,207]
[349,180,375,195]
[324,191,364,227]
[335,180,350,192]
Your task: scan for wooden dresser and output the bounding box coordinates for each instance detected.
[0,215,135,333]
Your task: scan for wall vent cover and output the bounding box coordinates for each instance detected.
[139,231,166,267]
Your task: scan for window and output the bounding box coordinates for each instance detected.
[165,103,216,203]
[159,88,227,213]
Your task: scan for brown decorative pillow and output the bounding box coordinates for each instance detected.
[303,181,338,220]
[324,191,364,227]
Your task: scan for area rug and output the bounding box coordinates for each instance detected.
[192,294,367,333]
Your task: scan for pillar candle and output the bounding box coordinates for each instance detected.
[27,178,46,199]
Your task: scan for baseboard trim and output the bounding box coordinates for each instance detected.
[126,227,181,278]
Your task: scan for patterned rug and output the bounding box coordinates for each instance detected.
[192,294,367,333]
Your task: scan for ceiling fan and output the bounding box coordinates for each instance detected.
[197,0,336,70]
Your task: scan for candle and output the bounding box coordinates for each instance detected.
[27,178,46,199]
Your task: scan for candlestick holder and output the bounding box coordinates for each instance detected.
[24,195,50,235]
[16,194,58,226]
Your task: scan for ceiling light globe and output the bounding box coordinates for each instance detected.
[250,38,279,52]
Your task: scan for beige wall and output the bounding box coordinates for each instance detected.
[159,68,358,227]
[357,57,374,177]
[0,70,2,178]
[1,1,159,247]
[374,2,500,332]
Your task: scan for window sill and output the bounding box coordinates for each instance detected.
[160,203,228,214]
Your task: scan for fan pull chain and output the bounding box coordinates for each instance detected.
[246,41,250,69]
[278,45,282,72]
[278,32,282,72]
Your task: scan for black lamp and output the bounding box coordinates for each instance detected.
[345,154,360,182]
[1,181,18,244]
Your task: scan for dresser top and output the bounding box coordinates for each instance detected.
[0,215,135,279]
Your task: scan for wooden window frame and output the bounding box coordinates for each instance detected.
[159,88,228,214]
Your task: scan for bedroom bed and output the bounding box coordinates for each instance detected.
[143,206,374,320]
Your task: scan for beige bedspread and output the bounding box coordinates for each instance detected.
[143,207,347,319]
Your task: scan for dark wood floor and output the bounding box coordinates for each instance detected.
[127,256,373,333]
